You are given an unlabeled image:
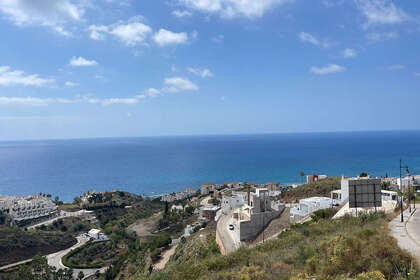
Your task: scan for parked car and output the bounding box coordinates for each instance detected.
[229,224,234,231]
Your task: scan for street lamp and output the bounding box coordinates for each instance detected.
[400,159,410,223]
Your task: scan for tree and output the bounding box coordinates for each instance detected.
[165,201,169,214]
[77,271,85,280]
[300,171,305,183]
[360,172,369,178]
[73,196,82,205]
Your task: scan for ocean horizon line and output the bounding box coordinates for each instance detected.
[1,129,420,143]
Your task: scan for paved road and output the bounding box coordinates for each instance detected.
[28,210,93,230]
[217,214,240,254]
[0,235,107,279]
[47,235,107,279]
[389,207,420,264]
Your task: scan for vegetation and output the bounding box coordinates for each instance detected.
[35,217,93,234]
[157,205,196,236]
[145,212,418,280]
[62,241,115,269]
[0,255,75,280]
[282,177,341,203]
[0,227,76,266]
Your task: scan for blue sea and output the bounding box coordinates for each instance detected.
[0,131,420,202]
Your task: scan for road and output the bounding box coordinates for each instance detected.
[28,210,93,230]
[217,214,240,254]
[389,206,420,264]
[0,235,107,279]
[47,234,107,279]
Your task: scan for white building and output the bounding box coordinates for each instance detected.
[381,190,398,201]
[171,205,184,212]
[290,197,335,219]
[231,188,285,241]
[306,174,328,184]
[221,191,247,214]
[201,182,217,195]
[0,194,58,222]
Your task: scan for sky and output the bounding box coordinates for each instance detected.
[0,0,419,141]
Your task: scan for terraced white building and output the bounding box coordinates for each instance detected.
[0,194,58,222]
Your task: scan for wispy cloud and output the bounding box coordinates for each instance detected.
[343,48,357,58]
[188,68,214,78]
[355,0,411,28]
[310,64,346,75]
[177,0,292,19]
[299,32,331,48]
[0,96,145,107]
[0,66,54,87]
[172,10,193,18]
[69,57,98,67]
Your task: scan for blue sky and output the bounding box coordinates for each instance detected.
[0,0,419,140]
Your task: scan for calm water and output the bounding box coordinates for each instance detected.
[0,131,419,202]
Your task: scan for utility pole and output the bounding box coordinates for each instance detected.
[400,159,410,223]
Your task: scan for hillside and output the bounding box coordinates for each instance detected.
[0,227,76,266]
[144,212,417,280]
[282,177,341,203]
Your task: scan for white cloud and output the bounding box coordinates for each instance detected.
[0,66,54,87]
[177,0,291,19]
[100,97,141,106]
[0,0,85,36]
[153,29,189,46]
[188,67,214,78]
[0,95,147,106]
[162,77,198,92]
[343,48,357,58]
[354,0,410,28]
[65,81,79,87]
[386,65,405,70]
[310,64,346,75]
[172,10,193,18]
[143,88,161,97]
[88,16,152,46]
[69,57,98,67]
[0,97,71,106]
[299,32,331,48]
[366,31,398,42]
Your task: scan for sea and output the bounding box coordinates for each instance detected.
[0,131,419,202]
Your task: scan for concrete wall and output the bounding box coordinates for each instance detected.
[239,205,285,241]
[215,228,226,255]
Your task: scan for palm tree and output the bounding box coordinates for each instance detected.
[300,171,305,183]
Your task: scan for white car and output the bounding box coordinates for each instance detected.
[229,224,234,231]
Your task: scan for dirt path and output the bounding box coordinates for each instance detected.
[153,244,178,270]
[127,212,162,237]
